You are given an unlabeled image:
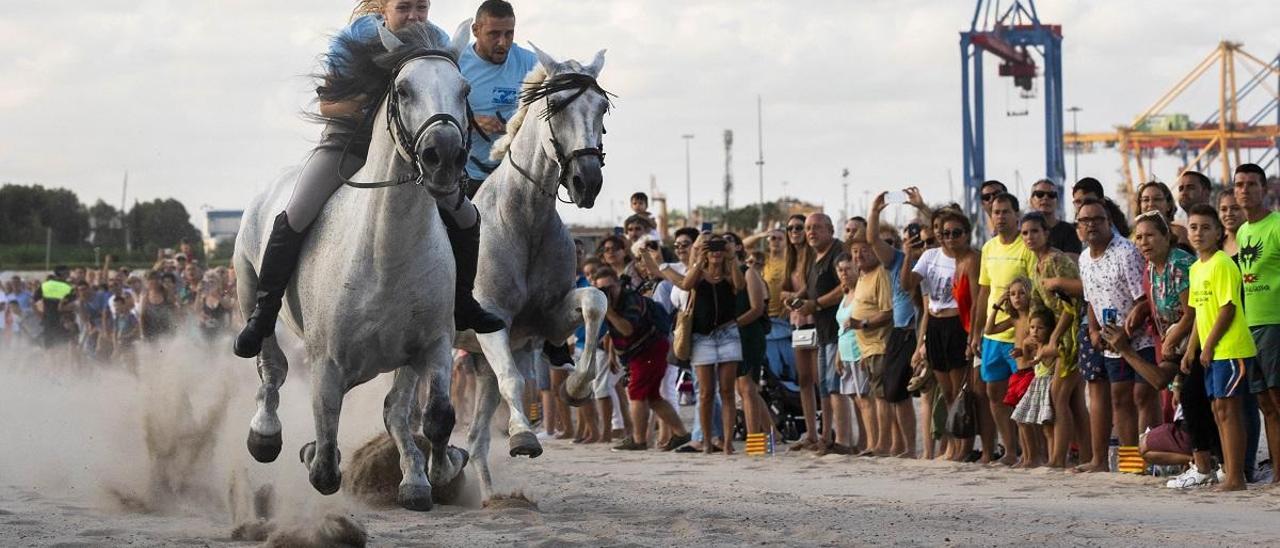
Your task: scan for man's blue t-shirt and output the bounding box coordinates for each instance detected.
[886,249,917,329]
[459,43,538,180]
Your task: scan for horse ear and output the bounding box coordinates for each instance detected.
[585,49,607,77]
[378,23,405,52]
[449,18,472,58]
[528,42,561,74]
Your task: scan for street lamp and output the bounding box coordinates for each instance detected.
[682,134,695,226]
[1067,106,1082,184]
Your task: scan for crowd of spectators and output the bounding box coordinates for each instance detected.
[1,240,238,369]
[530,167,1280,492]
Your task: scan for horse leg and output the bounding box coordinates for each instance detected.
[475,330,542,458]
[300,360,343,495]
[421,338,468,491]
[384,366,433,511]
[557,287,607,406]
[466,356,502,502]
[247,335,288,462]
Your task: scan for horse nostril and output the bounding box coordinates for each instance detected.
[454,149,467,168]
[421,146,440,165]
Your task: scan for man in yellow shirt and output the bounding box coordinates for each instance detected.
[1185,204,1256,491]
[970,193,1036,466]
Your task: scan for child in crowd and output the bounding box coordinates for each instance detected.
[1012,308,1057,468]
[111,295,140,372]
[987,277,1039,467]
[1183,204,1256,491]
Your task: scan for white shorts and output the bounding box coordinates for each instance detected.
[661,363,680,402]
[584,348,618,400]
[691,324,743,367]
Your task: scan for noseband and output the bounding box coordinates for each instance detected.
[507,72,613,203]
[341,50,470,190]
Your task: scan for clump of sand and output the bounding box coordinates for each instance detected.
[342,433,474,507]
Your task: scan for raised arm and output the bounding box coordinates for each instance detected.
[866,192,896,266]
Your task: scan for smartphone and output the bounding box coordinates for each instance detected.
[885,190,908,204]
[906,223,924,249]
[700,222,714,233]
[706,240,727,252]
[1102,308,1119,328]
[645,240,660,250]
[613,226,624,236]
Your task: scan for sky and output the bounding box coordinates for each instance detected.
[1,0,1277,230]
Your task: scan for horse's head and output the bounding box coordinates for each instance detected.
[525,45,611,209]
[377,21,473,197]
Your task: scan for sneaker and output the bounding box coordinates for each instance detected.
[1166,467,1215,489]
[1216,467,1227,484]
[611,438,647,452]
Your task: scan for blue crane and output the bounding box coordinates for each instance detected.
[960,0,1064,230]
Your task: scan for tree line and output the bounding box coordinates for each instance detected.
[0,183,204,264]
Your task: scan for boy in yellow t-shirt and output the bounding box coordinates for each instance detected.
[1184,204,1256,491]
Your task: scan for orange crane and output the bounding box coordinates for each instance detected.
[1065,41,1279,213]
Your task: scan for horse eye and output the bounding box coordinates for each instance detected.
[396,87,410,99]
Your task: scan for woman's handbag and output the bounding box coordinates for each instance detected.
[946,382,978,439]
[672,287,697,361]
[791,327,817,349]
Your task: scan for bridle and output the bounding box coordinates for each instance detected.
[507,72,613,204]
[340,50,471,191]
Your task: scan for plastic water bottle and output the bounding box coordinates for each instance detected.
[1107,436,1119,472]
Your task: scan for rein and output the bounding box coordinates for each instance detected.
[338,50,470,191]
[506,72,613,204]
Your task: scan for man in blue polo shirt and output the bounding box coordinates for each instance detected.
[459,0,538,197]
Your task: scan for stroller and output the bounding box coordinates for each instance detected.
[756,347,810,443]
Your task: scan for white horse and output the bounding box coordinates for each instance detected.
[456,46,612,501]
[234,22,472,511]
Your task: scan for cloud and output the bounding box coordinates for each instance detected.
[0,0,1276,228]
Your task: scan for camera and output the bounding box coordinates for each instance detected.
[645,240,660,250]
[706,240,726,252]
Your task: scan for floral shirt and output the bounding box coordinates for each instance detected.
[1079,235,1153,356]
[1146,247,1194,335]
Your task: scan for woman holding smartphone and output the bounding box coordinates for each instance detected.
[675,234,746,454]
[780,214,821,450]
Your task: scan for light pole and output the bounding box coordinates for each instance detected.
[682,134,695,226]
[1067,106,1082,184]
[841,168,850,222]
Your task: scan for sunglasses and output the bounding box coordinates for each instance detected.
[786,225,804,233]
[980,192,1001,202]
[674,241,691,249]
[1032,190,1058,199]
[601,246,621,252]
[939,229,966,239]
[767,235,782,241]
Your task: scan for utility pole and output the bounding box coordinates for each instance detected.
[1067,106,1082,184]
[755,95,765,230]
[723,130,734,212]
[840,168,850,222]
[682,134,695,226]
[121,171,132,253]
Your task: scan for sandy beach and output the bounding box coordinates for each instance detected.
[1,342,1277,547]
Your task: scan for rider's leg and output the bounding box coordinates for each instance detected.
[436,187,505,334]
[234,125,362,358]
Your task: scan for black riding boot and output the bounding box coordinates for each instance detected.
[444,214,507,334]
[234,212,308,358]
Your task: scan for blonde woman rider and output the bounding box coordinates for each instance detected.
[234,0,505,358]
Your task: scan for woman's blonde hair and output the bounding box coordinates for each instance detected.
[351,1,385,21]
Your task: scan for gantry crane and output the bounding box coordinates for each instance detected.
[1065,42,1280,214]
[960,0,1064,230]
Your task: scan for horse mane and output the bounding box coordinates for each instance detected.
[309,23,454,124]
[489,65,547,161]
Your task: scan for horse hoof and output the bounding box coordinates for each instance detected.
[299,441,317,467]
[508,431,543,458]
[247,430,282,463]
[398,483,434,511]
[432,467,469,506]
[309,467,342,496]
[558,382,591,408]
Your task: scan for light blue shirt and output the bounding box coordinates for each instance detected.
[459,43,538,180]
[327,15,448,78]
[886,249,917,328]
